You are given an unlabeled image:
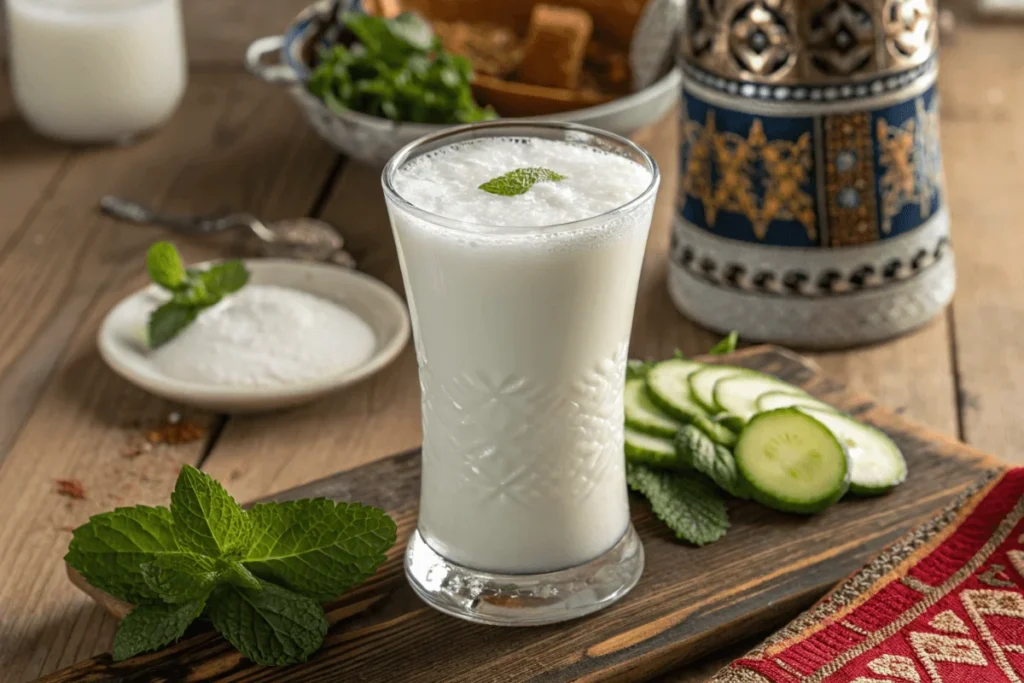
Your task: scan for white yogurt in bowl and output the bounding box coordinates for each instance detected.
[149,285,376,388]
[98,260,410,412]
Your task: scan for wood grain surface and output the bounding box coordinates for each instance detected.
[1,5,1023,681]
[45,346,1001,683]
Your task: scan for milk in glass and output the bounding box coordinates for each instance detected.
[388,135,655,575]
[7,0,186,143]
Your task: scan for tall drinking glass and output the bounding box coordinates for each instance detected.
[382,121,659,626]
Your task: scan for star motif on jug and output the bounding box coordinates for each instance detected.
[877,96,941,233]
[883,0,935,65]
[805,0,875,76]
[727,0,795,78]
[680,104,816,242]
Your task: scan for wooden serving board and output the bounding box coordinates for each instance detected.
[47,346,1002,683]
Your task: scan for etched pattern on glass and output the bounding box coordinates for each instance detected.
[419,342,628,507]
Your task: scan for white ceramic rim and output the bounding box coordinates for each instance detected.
[97,259,410,407]
[380,120,660,236]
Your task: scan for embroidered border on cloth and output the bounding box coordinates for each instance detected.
[710,468,1016,682]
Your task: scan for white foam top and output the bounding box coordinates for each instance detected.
[392,137,652,230]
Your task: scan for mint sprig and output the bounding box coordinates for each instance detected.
[707,331,739,355]
[626,463,729,546]
[145,242,250,348]
[65,465,396,665]
[478,167,567,197]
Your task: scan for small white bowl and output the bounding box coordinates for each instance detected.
[98,259,410,413]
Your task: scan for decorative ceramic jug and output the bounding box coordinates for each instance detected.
[668,0,953,347]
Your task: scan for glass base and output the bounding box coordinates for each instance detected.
[404,524,644,626]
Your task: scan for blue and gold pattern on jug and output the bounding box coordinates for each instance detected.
[668,0,955,348]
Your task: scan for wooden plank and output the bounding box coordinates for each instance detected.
[45,346,1001,682]
[183,0,313,66]
[0,72,337,683]
[940,24,1024,461]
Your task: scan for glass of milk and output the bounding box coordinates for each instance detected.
[383,121,659,625]
[6,0,187,144]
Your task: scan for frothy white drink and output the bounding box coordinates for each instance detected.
[389,136,655,573]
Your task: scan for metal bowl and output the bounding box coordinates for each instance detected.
[244,1,682,166]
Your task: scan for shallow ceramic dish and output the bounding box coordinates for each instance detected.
[98,259,410,413]
[244,1,682,166]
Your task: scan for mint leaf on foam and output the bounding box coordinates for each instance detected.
[478,167,567,197]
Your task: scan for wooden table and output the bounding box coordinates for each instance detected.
[1,5,1022,682]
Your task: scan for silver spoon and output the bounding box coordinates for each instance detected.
[99,195,357,268]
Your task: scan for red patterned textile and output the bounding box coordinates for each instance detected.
[712,469,1024,683]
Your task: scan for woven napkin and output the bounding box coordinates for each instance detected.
[709,468,1024,683]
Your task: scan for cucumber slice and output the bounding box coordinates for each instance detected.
[757,391,837,414]
[692,415,738,448]
[714,374,807,423]
[735,408,849,514]
[625,427,689,471]
[646,359,707,423]
[689,366,746,413]
[714,412,747,434]
[798,407,907,496]
[625,378,682,438]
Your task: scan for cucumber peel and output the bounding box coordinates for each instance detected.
[625,378,682,438]
[735,408,849,514]
[799,407,907,496]
[625,427,689,471]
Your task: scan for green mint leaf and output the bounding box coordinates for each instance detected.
[148,301,198,348]
[627,463,729,545]
[672,349,687,360]
[626,359,655,381]
[197,261,249,298]
[478,167,567,197]
[675,426,750,499]
[146,242,187,292]
[673,424,716,469]
[387,12,434,51]
[65,506,193,604]
[113,599,205,661]
[140,553,220,603]
[224,561,263,592]
[708,331,739,355]
[170,465,251,558]
[244,500,396,602]
[207,581,328,666]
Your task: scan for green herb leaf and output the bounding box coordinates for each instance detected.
[170,465,251,558]
[627,463,729,545]
[140,553,220,603]
[113,599,206,661]
[387,12,434,51]
[65,506,192,604]
[674,426,750,499]
[478,167,568,197]
[198,261,249,298]
[224,561,263,592]
[146,242,187,292]
[207,581,328,666]
[245,500,396,602]
[708,331,739,355]
[308,15,494,126]
[626,359,655,381]
[148,301,198,348]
